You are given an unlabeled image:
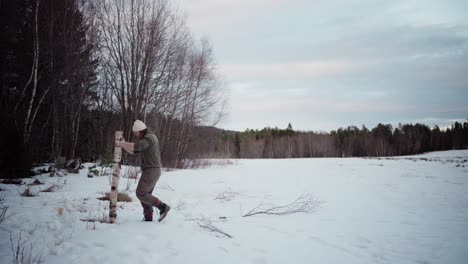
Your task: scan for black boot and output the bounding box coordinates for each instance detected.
[157,203,171,222]
[144,212,153,222]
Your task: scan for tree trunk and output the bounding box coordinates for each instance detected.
[23,0,40,144]
[109,131,123,223]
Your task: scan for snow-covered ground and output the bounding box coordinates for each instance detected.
[1,150,467,264]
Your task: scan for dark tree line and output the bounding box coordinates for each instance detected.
[212,121,468,159]
[1,0,99,178]
[0,0,225,178]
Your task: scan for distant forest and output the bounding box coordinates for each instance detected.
[189,121,468,159]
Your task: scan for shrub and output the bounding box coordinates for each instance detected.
[88,168,99,176]
[99,153,113,168]
[10,231,43,264]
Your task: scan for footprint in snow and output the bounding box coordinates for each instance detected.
[252,248,267,254]
[92,242,106,248]
[250,258,268,264]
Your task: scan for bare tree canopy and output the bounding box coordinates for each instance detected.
[94,0,225,167]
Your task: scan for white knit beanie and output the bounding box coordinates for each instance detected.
[132,120,147,132]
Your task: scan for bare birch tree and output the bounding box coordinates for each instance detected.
[96,0,175,138]
[14,0,43,144]
[109,131,123,223]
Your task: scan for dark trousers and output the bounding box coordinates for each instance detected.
[136,167,161,214]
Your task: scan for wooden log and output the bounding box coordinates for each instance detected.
[109,131,123,223]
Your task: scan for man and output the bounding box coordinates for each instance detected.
[117,120,170,222]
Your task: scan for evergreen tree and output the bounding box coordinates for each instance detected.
[234,133,241,158]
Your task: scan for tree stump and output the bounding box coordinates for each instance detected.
[66,158,81,173]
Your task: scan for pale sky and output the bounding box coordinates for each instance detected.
[175,0,468,132]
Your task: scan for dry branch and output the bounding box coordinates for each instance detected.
[242,194,321,217]
[186,217,232,239]
[10,231,43,264]
[81,202,110,224]
[214,190,239,202]
[0,206,7,224]
[0,193,7,224]
[40,179,66,193]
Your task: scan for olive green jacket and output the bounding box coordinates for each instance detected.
[134,132,162,170]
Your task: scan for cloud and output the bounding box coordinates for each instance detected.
[219,61,363,80]
[229,92,415,113]
[176,0,468,131]
[324,25,468,61]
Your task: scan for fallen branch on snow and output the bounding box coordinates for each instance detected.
[213,189,239,202]
[186,217,232,238]
[242,193,322,217]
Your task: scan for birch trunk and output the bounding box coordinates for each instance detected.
[109,131,123,223]
[23,0,40,143]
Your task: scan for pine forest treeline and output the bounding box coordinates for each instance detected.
[210,122,468,159]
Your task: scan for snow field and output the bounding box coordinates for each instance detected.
[0,150,467,263]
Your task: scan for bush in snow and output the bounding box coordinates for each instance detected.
[10,231,43,264]
[98,153,113,168]
[87,165,100,177]
[80,202,110,224]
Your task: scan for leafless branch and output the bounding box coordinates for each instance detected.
[159,183,175,192]
[0,193,8,224]
[80,202,110,224]
[186,217,232,239]
[242,194,322,217]
[214,189,239,202]
[10,231,43,264]
[174,200,186,210]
